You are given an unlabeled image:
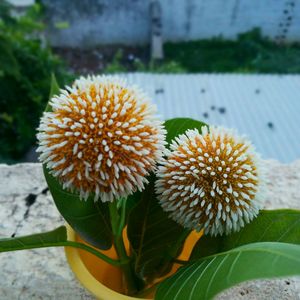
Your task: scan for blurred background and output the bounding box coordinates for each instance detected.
[1,0,300,164]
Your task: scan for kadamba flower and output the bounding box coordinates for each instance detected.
[37,75,166,202]
[155,126,263,236]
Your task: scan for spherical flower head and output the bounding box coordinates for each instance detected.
[155,126,263,236]
[37,75,166,202]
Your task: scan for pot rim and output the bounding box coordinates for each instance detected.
[64,224,147,300]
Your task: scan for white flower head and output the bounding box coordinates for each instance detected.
[37,75,166,202]
[155,126,264,236]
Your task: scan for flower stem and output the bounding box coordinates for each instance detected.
[172,258,189,265]
[66,241,124,266]
[109,201,138,295]
[117,198,127,237]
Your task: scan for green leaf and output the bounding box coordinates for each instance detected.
[156,242,300,300]
[190,209,300,260]
[0,36,20,77]
[43,166,113,250]
[125,119,207,282]
[45,73,60,112]
[164,118,207,145]
[0,226,67,250]
[0,226,120,266]
[127,176,188,283]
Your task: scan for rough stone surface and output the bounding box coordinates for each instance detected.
[0,162,300,299]
[0,163,93,300]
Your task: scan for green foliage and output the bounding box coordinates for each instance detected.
[156,242,300,300]
[105,49,186,74]
[134,59,186,73]
[0,1,70,162]
[54,21,70,30]
[164,28,300,73]
[2,213,300,299]
[105,28,300,74]
[127,176,188,284]
[0,226,68,252]
[190,209,300,260]
[0,226,120,266]
[43,159,113,250]
[164,118,207,145]
[126,118,207,285]
[46,73,60,112]
[104,49,127,74]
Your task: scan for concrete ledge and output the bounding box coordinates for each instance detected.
[0,162,299,299]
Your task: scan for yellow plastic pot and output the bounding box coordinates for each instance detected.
[65,225,202,300]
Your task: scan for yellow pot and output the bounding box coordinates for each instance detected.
[65,225,202,300]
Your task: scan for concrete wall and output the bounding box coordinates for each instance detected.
[42,0,300,47]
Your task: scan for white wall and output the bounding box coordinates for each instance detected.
[42,0,299,47]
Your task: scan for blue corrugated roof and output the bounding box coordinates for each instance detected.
[125,73,300,163]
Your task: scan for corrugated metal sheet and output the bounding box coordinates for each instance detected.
[124,73,300,163]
